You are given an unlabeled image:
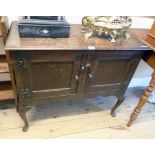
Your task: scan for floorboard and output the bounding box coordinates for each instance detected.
[0,87,155,138]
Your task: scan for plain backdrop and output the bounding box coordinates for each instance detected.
[8,16,154,28]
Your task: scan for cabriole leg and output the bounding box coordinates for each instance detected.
[111,95,125,117]
[18,106,32,132]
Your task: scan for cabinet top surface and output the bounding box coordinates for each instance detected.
[129,28,155,52]
[5,21,150,51]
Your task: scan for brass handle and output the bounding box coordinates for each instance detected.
[85,63,91,68]
[75,75,79,80]
[81,66,85,71]
[88,74,93,79]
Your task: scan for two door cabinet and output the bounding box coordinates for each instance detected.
[5,22,150,131]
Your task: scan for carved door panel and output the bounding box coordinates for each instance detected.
[11,51,82,101]
[84,51,142,93]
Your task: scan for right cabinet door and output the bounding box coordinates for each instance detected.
[84,51,142,94]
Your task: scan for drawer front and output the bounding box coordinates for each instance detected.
[11,51,82,103]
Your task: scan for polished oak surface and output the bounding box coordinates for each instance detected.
[129,28,155,52]
[6,22,150,51]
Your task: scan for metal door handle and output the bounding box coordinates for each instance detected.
[85,63,91,68]
[88,74,93,79]
[75,75,79,80]
[81,66,85,71]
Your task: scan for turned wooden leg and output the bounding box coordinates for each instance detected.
[127,71,155,127]
[18,106,32,132]
[111,95,125,117]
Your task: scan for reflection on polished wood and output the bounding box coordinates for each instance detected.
[5,22,149,51]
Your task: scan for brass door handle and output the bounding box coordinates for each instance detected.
[75,75,79,80]
[81,66,85,71]
[85,63,91,68]
[88,74,93,79]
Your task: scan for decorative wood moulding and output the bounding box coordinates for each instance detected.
[15,60,26,71]
[20,88,31,98]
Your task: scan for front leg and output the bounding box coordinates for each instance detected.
[18,106,32,132]
[111,95,125,117]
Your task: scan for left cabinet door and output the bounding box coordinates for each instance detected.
[11,51,82,101]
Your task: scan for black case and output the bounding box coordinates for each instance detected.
[18,18,70,38]
[30,16,59,20]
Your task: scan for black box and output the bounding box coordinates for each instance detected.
[26,16,64,20]
[18,18,70,38]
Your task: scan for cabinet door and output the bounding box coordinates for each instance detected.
[84,51,141,93]
[11,51,82,100]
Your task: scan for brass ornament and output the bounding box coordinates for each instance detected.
[81,16,132,42]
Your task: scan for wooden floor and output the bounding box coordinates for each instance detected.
[0,87,155,138]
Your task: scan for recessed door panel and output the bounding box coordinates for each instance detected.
[84,51,139,93]
[31,61,73,91]
[12,51,82,100]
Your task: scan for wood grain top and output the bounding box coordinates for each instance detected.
[129,28,155,52]
[5,21,151,51]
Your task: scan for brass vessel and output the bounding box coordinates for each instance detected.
[81,16,132,42]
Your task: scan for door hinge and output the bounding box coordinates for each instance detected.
[15,60,26,71]
[20,88,31,98]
